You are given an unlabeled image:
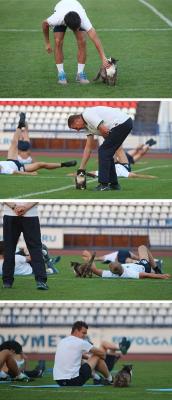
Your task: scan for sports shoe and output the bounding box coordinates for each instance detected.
[109,183,121,190]
[76,72,90,84]
[33,360,46,377]
[58,71,67,85]
[18,112,26,129]
[155,259,163,273]
[2,283,12,288]
[36,281,49,290]
[15,372,30,382]
[145,138,157,146]
[94,184,110,191]
[119,337,131,354]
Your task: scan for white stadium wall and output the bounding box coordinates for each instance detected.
[0,327,172,354]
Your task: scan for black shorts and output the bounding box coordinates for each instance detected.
[7,159,25,171]
[126,152,134,165]
[117,249,131,263]
[57,363,92,387]
[139,259,151,273]
[53,25,85,32]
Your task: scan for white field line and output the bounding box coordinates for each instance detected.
[139,0,172,27]
[12,164,171,199]
[0,28,172,32]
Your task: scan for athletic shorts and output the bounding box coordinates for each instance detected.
[117,249,131,263]
[126,152,134,167]
[57,363,92,386]
[53,25,85,32]
[7,159,25,171]
[138,259,151,273]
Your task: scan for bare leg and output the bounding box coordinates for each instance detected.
[74,31,87,64]
[19,125,30,142]
[0,350,19,377]
[86,356,110,379]
[100,341,119,354]
[133,144,150,162]
[115,146,129,164]
[138,245,156,269]
[7,129,20,159]
[25,162,61,172]
[54,32,65,64]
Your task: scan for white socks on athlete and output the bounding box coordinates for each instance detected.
[77,63,85,74]
[56,64,64,73]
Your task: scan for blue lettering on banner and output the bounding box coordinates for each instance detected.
[48,336,57,347]
[112,336,172,347]
[41,235,56,243]
[32,336,45,347]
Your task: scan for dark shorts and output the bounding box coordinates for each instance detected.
[53,25,85,32]
[57,363,92,387]
[126,152,134,165]
[117,249,131,263]
[7,159,25,171]
[139,259,151,273]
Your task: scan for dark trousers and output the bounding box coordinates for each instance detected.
[98,118,133,184]
[2,215,47,285]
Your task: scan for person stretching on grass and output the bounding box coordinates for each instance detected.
[82,246,170,280]
[0,113,77,175]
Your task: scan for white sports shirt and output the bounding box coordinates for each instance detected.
[18,155,33,165]
[94,163,129,178]
[82,107,129,136]
[0,255,32,275]
[47,0,92,31]
[53,335,93,380]
[102,263,145,279]
[3,203,38,217]
[0,160,19,174]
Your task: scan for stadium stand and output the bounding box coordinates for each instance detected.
[0,100,137,133]
[0,302,172,327]
[0,202,172,248]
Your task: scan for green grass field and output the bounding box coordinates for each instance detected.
[0,0,172,97]
[0,360,171,400]
[0,256,171,301]
[0,155,171,199]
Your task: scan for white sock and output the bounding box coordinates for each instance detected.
[92,373,101,380]
[56,64,64,73]
[107,374,113,382]
[77,63,85,74]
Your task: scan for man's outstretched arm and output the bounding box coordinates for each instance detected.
[139,272,171,279]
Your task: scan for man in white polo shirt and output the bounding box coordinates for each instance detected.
[42,0,109,84]
[53,320,113,386]
[2,202,48,290]
[68,106,133,191]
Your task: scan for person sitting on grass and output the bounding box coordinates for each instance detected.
[0,340,45,380]
[0,113,77,175]
[53,320,114,386]
[0,346,29,382]
[82,246,170,280]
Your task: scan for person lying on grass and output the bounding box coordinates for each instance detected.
[82,246,170,280]
[0,113,77,175]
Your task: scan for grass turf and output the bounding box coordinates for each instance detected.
[0,0,172,97]
[0,360,172,400]
[0,155,172,199]
[0,256,171,301]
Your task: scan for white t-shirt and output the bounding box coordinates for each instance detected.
[3,203,38,217]
[82,107,129,136]
[94,163,129,178]
[47,0,92,31]
[53,335,93,380]
[18,155,32,165]
[0,255,32,275]
[0,160,19,174]
[102,263,145,280]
